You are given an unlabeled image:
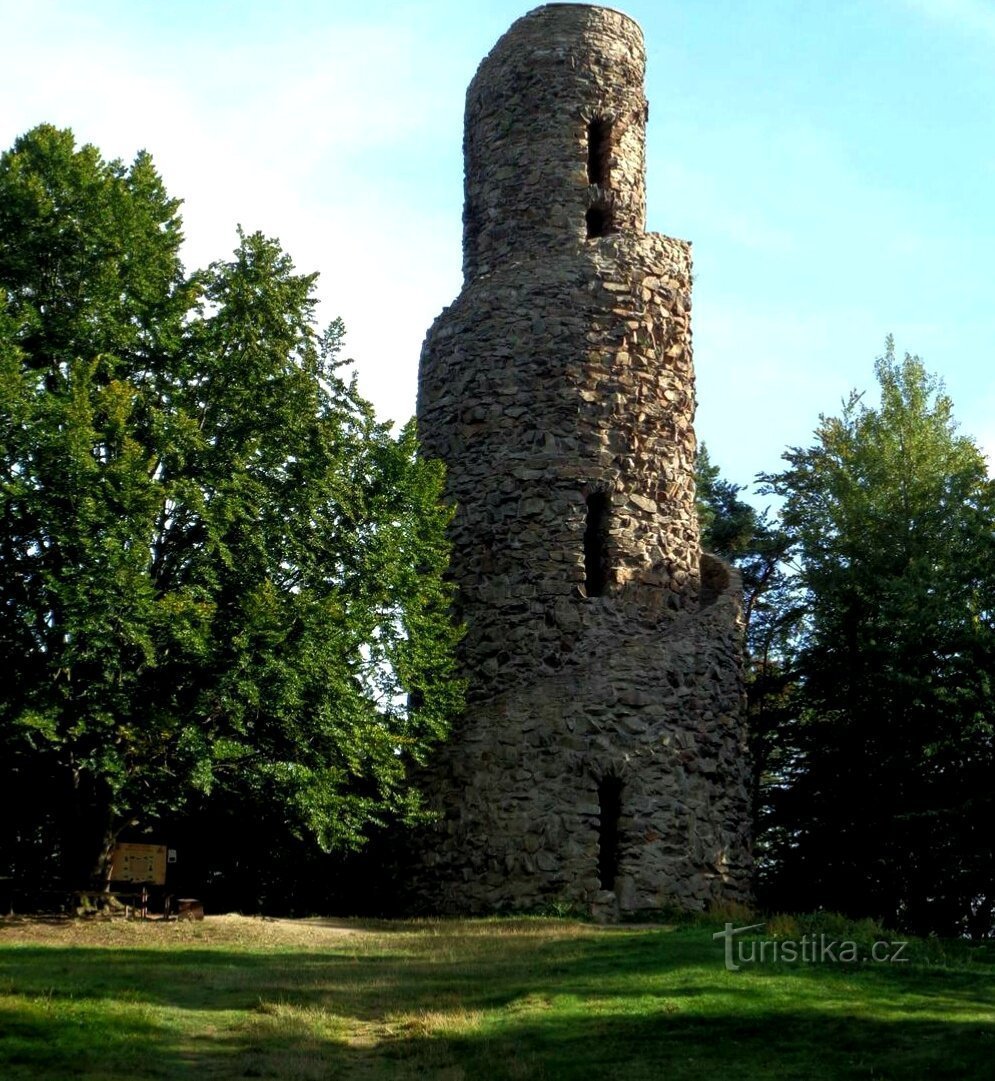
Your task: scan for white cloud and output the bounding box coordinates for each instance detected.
[3,0,994,459]
[0,3,468,426]
[900,0,995,40]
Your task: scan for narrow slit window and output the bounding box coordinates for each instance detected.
[584,491,611,596]
[587,118,613,186]
[586,205,613,238]
[597,776,623,891]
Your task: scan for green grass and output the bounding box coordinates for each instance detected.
[0,913,992,1079]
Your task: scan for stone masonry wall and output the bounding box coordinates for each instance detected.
[463,3,647,279]
[411,4,752,915]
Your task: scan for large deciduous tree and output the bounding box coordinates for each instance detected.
[760,344,995,935]
[0,125,463,888]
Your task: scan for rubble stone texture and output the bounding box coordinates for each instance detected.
[413,3,752,916]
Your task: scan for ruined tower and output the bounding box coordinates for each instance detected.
[414,3,751,915]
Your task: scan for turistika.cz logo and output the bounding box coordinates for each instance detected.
[712,922,910,972]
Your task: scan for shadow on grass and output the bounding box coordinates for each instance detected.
[0,926,992,1079]
[0,930,722,1014]
[2,996,992,1080]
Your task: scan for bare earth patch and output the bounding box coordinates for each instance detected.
[0,912,373,949]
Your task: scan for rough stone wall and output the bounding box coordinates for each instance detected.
[462,3,647,279]
[412,3,752,915]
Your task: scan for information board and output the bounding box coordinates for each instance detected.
[108,843,168,885]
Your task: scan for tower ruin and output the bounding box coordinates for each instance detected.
[414,3,751,916]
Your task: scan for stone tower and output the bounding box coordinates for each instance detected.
[414,3,751,916]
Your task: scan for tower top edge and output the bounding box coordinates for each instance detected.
[517,4,644,39]
[472,4,646,89]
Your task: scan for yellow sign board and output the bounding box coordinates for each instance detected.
[109,843,168,885]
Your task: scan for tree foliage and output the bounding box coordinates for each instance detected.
[696,444,798,845]
[0,125,463,887]
[759,344,995,934]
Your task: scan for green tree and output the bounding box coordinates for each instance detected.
[0,125,463,888]
[697,443,761,562]
[697,442,796,638]
[760,343,995,934]
[696,445,801,866]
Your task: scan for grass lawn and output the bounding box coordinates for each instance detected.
[0,913,992,1080]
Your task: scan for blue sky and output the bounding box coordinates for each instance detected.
[3,0,994,494]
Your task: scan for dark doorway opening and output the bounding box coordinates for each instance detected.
[584,491,610,596]
[587,118,613,186]
[597,776,623,891]
[585,204,613,238]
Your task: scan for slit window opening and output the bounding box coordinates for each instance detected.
[587,118,613,186]
[584,491,611,596]
[598,776,623,891]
